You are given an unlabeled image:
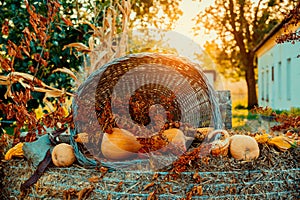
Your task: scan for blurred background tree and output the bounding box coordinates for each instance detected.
[193,0,298,109]
[130,0,183,29]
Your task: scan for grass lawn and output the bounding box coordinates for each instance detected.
[230,94,259,131]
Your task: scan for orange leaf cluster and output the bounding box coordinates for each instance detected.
[272,114,300,132]
[0,89,38,144]
[170,144,212,174]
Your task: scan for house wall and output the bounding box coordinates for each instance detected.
[257,28,300,110]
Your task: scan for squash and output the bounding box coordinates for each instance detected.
[195,127,214,141]
[52,143,76,167]
[230,135,259,161]
[162,128,187,152]
[101,128,142,160]
[4,142,24,160]
[210,130,230,156]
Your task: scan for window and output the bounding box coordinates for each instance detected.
[266,69,269,102]
[287,58,291,100]
[278,62,282,99]
[272,66,274,81]
[261,71,265,101]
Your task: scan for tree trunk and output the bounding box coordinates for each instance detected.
[245,57,258,109]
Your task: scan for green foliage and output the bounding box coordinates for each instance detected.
[234,104,247,110]
[0,0,183,95]
[0,0,88,96]
[0,0,92,134]
[274,107,300,116]
[0,0,184,136]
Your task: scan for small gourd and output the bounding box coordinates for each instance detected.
[230,135,260,161]
[52,143,76,167]
[4,142,24,160]
[210,130,230,156]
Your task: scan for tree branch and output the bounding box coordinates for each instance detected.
[228,0,247,58]
[253,0,263,30]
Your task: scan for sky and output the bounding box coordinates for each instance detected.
[173,0,216,48]
[166,0,219,65]
[149,0,217,66]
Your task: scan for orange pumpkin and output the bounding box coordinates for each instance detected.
[230,135,260,161]
[101,128,142,160]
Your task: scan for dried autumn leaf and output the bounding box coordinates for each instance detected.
[23,27,32,41]
[152,172,159,180]
[87,175,101,182]
[4,142,24,160]
[0,56,12,71]
[195,185,203,196]
[7,40,17,58]
[20,45,30,58]
[255,133,270,144]
[114,181,123,192]
[40,58,48,67]
[143,182,155,191]
[147,190,157,200]
[0,71,73,99]
[76,185,94,200]
[192,171,201,183]
[267,136,296,151]
[63,188,77,200]
[0,75,11,85]
[2,22,9,35]
[99,166,109,173]
[52,67,78,83]
[63,43,91,53]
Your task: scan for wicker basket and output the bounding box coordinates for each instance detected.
[71,53,223,169]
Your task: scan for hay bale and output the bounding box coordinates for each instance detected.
[1,145,299,199]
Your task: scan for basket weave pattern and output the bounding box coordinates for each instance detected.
[72,53,222,168]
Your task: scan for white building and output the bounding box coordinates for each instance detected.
[254,18,300,110]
